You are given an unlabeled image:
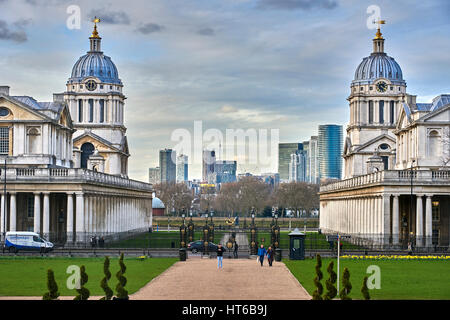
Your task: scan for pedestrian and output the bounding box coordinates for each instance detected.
[267,246,274,267]
[407,241,412,255]
[234,242,239,259]
[217,244,225,269]
[90,236,95,248]
[258,244,267,267]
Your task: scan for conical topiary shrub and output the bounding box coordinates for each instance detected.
[339,267,352,300]
[43,269,59,300]
[100,256,113,300]
[323,261,337,300]
[312,254,323,300]
[74,265,90,300]
[361,276,370,300]
[115,253,128,300]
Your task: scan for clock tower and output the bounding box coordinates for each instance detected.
[343,21,408,178]
[63,18,129,177]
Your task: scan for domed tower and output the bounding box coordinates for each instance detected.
[343,21,407,179]
[64,18,129,177]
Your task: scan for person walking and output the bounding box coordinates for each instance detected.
[233,242,239,259]
[267,246,274,267]
[258,244,267,267]
[217,244,225,269]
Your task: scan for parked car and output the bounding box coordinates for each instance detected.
[187,240,221,253]
[4,232,54,253]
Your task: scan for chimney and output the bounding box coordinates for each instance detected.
[0,86,10,96]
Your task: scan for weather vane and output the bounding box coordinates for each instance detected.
[91,16,101,38]
[374,19,386,39]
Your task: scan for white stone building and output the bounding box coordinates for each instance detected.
[319,26,450,248]
[0,21,152,245]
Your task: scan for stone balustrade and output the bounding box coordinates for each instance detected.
[320,169,450,193]
[0,167,152,192]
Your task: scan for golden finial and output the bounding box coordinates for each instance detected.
[91,16,101,38]
[374,19,386,39]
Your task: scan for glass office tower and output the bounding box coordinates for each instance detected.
[318,125,343,180]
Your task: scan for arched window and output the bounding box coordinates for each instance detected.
[428,130,441,156]
[81,142,95,168]
[27,127,41,154]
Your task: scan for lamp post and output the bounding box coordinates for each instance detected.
[410,159,416,245]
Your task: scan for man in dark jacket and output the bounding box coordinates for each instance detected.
[217,244,225,269]
[258,244,267,267]
[233,242,239,258]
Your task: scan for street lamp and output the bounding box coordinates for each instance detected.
[410,159,416,245]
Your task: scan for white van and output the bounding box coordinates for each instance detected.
[5,232,54,253]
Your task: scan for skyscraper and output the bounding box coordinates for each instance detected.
[214,160,237,184]
[149,167,161,184]
[160,149,176,183]
[288,151,307,182]
[202,150,216,183]
[176,154,189,182]
[278,143,302,181]
[308,136,319,184]
[318,125,343,180]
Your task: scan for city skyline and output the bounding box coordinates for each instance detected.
[1,0,449,181]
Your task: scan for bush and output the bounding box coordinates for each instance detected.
[339,267,352,300]
[323,261,337,300]
[100,256,113,300]
[42,269,59,300]
[312,254,323,300]
[361,276,370,300]
[74,265,90,300]
[115,253,129,299]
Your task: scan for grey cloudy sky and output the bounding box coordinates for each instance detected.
[0,0,449,181]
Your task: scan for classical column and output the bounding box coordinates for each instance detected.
[75,192,85,242]
[425,195,433,247]
[392,195,400,244]
[67,193,74,243]
[9,192,16,232]
[416,195,424,246]
[33,193,41,235]
[0,194,5,239]
[43,193,50,239]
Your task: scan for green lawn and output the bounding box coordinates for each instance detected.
[0,257,177,297]
[108,231,230,248]
[284,258,450,300]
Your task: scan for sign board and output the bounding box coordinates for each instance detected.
[327,234,351,242]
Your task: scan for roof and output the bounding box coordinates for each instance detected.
[353,53,405,85]
[152,197,165,209]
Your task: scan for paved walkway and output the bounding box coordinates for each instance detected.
[132,259,310,300]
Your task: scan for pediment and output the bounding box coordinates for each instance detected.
[0,95,48,121]
[354,134,396,153]
[73,132,118,153]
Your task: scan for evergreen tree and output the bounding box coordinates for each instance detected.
[361,276,370,300]
[100,256,113,300]
[323,261,337,300]
[42,269,59,300]
[312,254,323,300]
[115,253,128,299]
[74,265,90,300]
[339,267,352,300]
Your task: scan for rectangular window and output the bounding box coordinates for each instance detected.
[368,101,374,124]
[432,229,439,245]
[99,100,105,123]
[78,100,83,122]
[379,100,384,124]
[390,101,395,124]
[89,99,94,123]
[0,127,9,155]
[432,201,440,222]
[27,195,34,218]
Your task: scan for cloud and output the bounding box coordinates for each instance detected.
[0,20,27,43]
[88,9,131,25]
[136,23,164,34]
[197,27,215,36]
[257,0,338,10]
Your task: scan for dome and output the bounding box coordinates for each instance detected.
[152,197,165,209]
[352,53,405,86]
[69,52,122,85]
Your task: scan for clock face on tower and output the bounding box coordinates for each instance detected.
[85,80,97,91]
[376,81,387,93]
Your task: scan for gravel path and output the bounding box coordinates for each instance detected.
[132,259,310,300]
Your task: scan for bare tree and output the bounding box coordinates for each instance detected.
[154,182,193,216]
